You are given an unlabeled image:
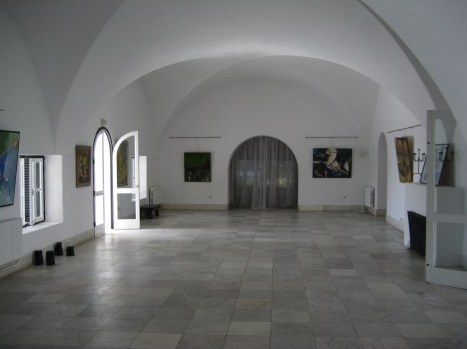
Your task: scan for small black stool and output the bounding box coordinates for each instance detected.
[45,250,55,266]
[66,246,75,256]
[140,204,160,219]
[33,250,44,265]
[54,242,64,256]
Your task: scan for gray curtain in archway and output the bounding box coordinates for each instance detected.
[229,136,298,209]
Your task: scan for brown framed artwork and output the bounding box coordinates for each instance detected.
[117,140,129,187]
[76,145,91,187]
[394,137,413,183]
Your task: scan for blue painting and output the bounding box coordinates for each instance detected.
[0,130,20,207]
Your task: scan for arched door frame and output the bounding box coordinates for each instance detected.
[112,131,140,229]
[228,135,299,209]
[93,127,113,235]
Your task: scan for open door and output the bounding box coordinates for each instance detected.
[93,128,112,236]
[112,131,140,229]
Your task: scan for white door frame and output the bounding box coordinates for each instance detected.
[93,127,112,236]
[112,131,140,229]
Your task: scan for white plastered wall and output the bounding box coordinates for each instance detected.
[157,77,369,209]
[367,87,427,244]
[0,6,156,273]
[0,8,54,221]
[0,8,67,274]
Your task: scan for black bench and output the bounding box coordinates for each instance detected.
[140,204,160,219]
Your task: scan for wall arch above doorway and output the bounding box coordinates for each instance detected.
[229,136,298,209]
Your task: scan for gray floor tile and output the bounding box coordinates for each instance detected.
[404,337,464,349]
[0,314,33,330]
[85,330,139,347]
[236,298,272,310]
[271,321,314,337]
[312,322,356,337]
[424,310,467,324]
[273,309,310,322]
[102,314,152,331]
[358,337,410,349]
[144,317,191,333]
[227,321,270,336]
[20,314,70,329]
[271,336,316,349]
[396,323,445,338]
[185,309,232,335]
[175,334,225,349]
[224,335,269,349]
[232,309,271,322]
[130,332,182,349]
[315,337,363,349]
[353,322,401,337]
[61,315,111,330]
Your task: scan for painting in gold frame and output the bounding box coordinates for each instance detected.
[76,145,91,187]
[394,137,413,183]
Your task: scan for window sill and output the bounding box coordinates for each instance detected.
[22,221,61,235]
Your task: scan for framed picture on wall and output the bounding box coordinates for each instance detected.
[117,140,128,187]
[420,143,449,186]
[394,137,413,183]
[76,145,91,187]
[184,152,211,182]
[312,148,352,178]
[0,130,21,206]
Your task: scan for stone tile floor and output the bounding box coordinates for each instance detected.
[0,210,467,348]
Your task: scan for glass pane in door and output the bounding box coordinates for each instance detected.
[95,195,104,226]
[95,135,104,192]
[117,193,136,219]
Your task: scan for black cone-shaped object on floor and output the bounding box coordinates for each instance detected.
[45,250,55,266]
[33,250,44,265]
[66,246,75,256]
[54,242,63,256]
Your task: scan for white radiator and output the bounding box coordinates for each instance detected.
[0,218,22,268]
[364,186,375,209]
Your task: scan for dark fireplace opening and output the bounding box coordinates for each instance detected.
[407,210,426,257]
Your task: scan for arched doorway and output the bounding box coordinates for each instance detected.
[93,127,112,236]
[229,136,298,209]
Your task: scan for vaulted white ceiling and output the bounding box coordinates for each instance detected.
[3,0,454,150]
[140,56,380,145]
[1,0,123,137]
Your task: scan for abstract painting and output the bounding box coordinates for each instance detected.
[313,148,352,178]
[0,130,20,207]
[184,152,211,182]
